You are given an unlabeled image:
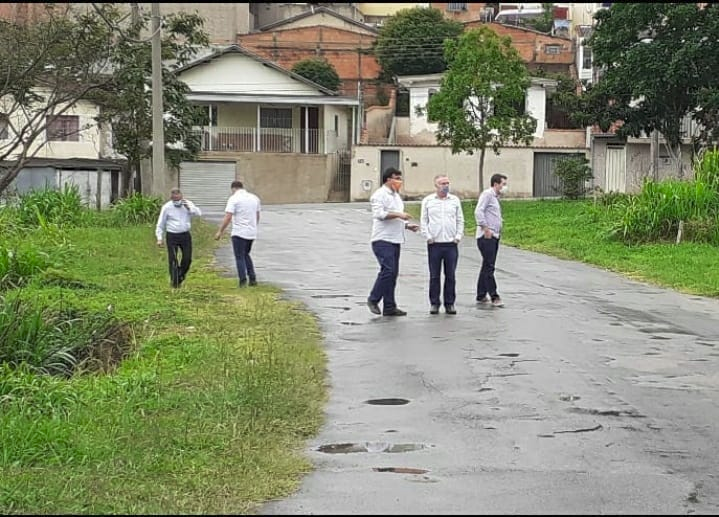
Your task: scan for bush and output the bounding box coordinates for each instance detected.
[0,244,53,290]
[553,156,593,199]
[17,184,85,227]
[291,58,341,91]
[694,148,719,192]
[0,296,132,377]
[110,193,162,224]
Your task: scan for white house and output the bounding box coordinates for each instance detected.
[173,45,360,206]
[349,71,588,202]
[0,92,123,208]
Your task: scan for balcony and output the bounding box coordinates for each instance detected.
[193,127,339,154]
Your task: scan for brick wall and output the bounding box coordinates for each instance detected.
[239,26,387,102]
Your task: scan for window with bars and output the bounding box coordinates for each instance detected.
[582,46,593,70]
[447,3,467,11]
[46,115,79,142]
[0,114,8,140]
[545,45,561,55]
[260,107,292,129]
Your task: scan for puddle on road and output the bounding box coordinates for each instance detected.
[365,398,410,406]
[311,294,352,299]
[373,467,428,474]
[317,442,429,454]
[568,407,644,418]
[498,353,520,357]
[340,321,362,326]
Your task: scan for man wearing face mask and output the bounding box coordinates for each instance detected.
[420,174,464,315]
[367,167,419,316]
[475,173,508,307]
[155,187,202,288]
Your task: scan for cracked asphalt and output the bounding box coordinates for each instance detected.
[207,203,719,515]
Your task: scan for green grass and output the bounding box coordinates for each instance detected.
[407,199,719,297]
[0,219,327,514]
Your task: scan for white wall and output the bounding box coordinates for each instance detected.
[526,86,546,138]
[179,53,325,95]
[58,169,113,208]
[323,105,351,152]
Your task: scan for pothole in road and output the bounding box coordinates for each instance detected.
[568,407,644,418]
[498,353,520,357]
[477,387,494,392]
[317,442,429,454]
[559,394,581,402]
[373,467,429,474]
[311,294,352,299]
[340,321,362,326]
[365,398,410,406]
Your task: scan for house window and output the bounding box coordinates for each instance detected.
[260,107,292,129]
[0,114,8,140]
[582,46,593,70]
[545,45,561,55]
[447,3,467,11]
[46,115,79,142]
[334,114,339,133]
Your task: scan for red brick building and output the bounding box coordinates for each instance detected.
[239,7,386,104]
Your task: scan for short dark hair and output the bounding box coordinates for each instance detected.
[382,167,402,183]
[231,180,243,189]
[490,174,507,187]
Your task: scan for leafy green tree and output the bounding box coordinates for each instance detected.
[577,3,719,176]
[91,11,209,195]
[552,155,593,199]
[0,4,122,195]
[523,3,555,33]
[374,7,463,77]
[291,58,341,91]
[424,27,537,191]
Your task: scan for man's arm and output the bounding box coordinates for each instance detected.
[370,191,410,221]
[185,200,201,216]
[474,192,489,229]
[455,197,464,241]
[214,212,233,240]
[155,205,168,245]
[420,197,431,242]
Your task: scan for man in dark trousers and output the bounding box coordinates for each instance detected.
[475,173,508,307]
[420,174,464,315]
[366,167,419,317]
[155,188,202,288]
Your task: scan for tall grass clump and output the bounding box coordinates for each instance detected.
[17,184,85,227]
[0,245,53,290]
[110,193,163,224]
[694,147,719,192]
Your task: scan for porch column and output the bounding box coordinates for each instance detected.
[304,106,309,154]
[256,104,261,152]
[351,106,356,145]
[323,107,328,154]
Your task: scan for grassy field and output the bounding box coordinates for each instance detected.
[1,219,327,514]
[407,199,719,297]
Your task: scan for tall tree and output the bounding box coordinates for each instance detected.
[374,7,463,77]
[424,27,537,191]
[91,9,209,195]
[0,4,121,195]
[578,3,719,176]
[291,58,341,91]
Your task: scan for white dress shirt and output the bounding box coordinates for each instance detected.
[370,185,406,244]
[155,200,201,241]
[225,188,262,239]
[420,192,464,243]
[474,187,503,238]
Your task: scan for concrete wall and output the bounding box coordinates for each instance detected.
[591,138,695,193]
[229,152,335,204]
[254,3,364,28]
[350,144,587,201]
[430,2,490,23]
[136,3,252,40]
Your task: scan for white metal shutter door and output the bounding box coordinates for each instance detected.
[179,161,235,212]
[605,146,627,193]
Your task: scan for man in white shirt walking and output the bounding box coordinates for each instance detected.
[155,187,202,288]
[215,180,262,287]
[367,167,419,317]
[420,174,464,315]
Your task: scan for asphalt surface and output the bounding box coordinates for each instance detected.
[206,203,719,515]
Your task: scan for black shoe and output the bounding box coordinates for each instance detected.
[366,299,381,315]
[429,304,440,315]
[476,295,490,305]
[249,278,257,286]
[383,308,407,316]
[239,279,248,288]
[445,304,457,315]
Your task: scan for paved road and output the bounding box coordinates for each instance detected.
[208,203,719,515]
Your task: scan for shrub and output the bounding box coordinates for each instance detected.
[0,245,53,290]
[291,58,341,91]
[110,193,162,224]
[552,156,593,199]
[17,184,85,227]
[694,148,719,192]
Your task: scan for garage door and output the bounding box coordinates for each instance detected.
[179,161,235,212]
[533,152,585,198]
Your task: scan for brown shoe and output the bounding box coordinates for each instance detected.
[383,308,407,316]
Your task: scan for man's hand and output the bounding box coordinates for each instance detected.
[406,223,419,232]
[483,227,493,239]
[427,238,434,244]
[214,231,223,241]
[182,199,191,211]
[157,239,164,248]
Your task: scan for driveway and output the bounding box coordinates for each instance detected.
[209,203,719,515]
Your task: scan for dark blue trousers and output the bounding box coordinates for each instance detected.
[369,240,401,313]
[427,242,458,306]
[476,236,500,300]
[231,236,256,283]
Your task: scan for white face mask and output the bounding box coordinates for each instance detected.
[499,185,508,194]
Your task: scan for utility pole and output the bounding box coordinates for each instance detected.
[650,129,659,181]
[130,2,141,194]
[151,2,165,196]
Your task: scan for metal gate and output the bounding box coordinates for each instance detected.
[179,161,236,212]
[533,152,584,197]
[605,146,627,193]
[328,150,351,202]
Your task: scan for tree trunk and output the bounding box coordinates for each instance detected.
[478,146,487,194]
